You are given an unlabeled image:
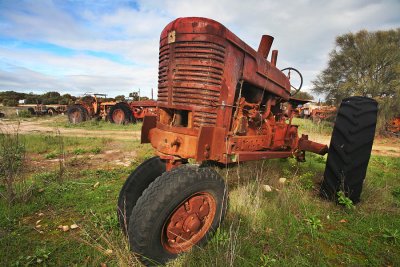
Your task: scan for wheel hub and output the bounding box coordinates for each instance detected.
[183,214,201,233]
[71,111,81,123]
[162,192,216,253]
[112,109,125,124]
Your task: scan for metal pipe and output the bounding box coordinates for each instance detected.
[271,50,278,66]
[258,35,274,59]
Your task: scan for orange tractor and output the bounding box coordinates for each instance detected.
[67,93,116,123]
[387,116,400,136]
[107,99,157,124]
[310,105,337,123]
[300,103,337,122]
[117,17,378,265]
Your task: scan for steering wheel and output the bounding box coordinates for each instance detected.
[281,67,303,97]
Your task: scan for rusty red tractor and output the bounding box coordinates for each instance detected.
[387,116,400,136]
[118,17,378,265]
[67,93,116,123]
[108,99,157,124]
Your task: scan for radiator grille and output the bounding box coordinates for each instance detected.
[157,44,169,103]
[157,41,225,128]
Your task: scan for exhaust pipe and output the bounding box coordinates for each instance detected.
[258,35,274,59]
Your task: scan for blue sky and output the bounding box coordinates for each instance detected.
[0,0,399,98]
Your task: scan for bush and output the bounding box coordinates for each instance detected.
[17,110,32,118]
[0,130,30,203]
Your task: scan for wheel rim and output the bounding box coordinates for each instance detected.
[112,109,125,124]
[161,192,216,254]
[70,110,81,123]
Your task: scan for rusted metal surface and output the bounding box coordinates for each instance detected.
[300,103,337,121]
[143,17,328,167]
[161,192,216,254]
[298,134,329,155]
[387,116,400,134]
[141,115,157,143]
[310,106,337,122]
[129,100,157,120]
[149,127,198,159]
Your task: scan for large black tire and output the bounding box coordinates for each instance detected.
[129,165,227,266]
[108,103,133,124]
[320,96,378,203]
[67,104,88,124]
[117,156,166,233]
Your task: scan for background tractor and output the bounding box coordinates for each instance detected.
[67,93,116,124]
[118,17,378,265]
[387,116,400,136]
[16,103,67,116]
[300,102,337,123]
[107,99,157,124]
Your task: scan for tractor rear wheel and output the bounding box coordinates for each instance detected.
[108,104,132,124]
[128,165,227,265]
[117,156,166,233]
[320,96,378,203]
[67,104,88,124]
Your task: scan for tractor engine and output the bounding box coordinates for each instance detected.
[142,17,326,166]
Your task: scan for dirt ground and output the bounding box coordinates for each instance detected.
[1,118,399,157]
[306,132,400,158]
[0,119,141,140]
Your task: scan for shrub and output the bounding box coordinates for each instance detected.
[0,130,30,203]
[17,110,32,118]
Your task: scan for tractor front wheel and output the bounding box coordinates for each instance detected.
[128,165,227,265]
[117,156,166,233]
[108,104,132,124]
[67,105,88,124]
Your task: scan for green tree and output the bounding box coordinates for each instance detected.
[129,92,140,101]
[312,29,400,132]
[115,95,126,102]
[60,94,74,105]
[41,91,61,104]
[291,90,314,100]
[0,91,25,105]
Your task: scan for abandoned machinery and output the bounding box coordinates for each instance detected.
[118,17,378,265]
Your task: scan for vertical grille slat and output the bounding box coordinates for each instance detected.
[157,44,170,103]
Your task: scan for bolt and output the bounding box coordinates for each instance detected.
[184,202,190,211]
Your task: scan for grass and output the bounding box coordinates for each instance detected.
[174,155,400,266]
[293,117,333,136]
[0,131,399,266]
[0,133,146,266]
[47,115,143,131]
